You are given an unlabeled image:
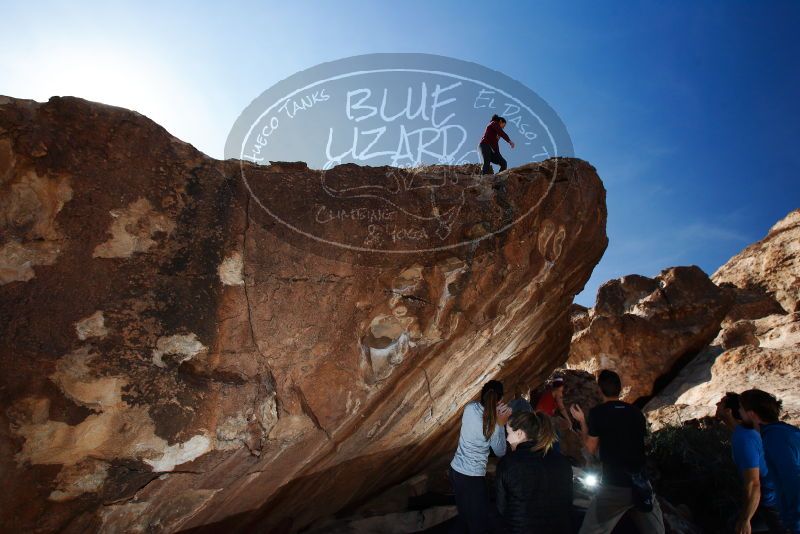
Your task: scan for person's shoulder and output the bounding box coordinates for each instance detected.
[588,401,610,419]
[465,401,483,417]
[588,401,605,414]
[613,400,644,418]
[733,425,761,444]
[615,400,640,411]
[734,424,758,435]
[497,449,519,470]
[544,449,570,464]
[785,422,800,440]
[770,421,800,433]
[629,403,646,422]
[763,422,800,441]
[592,401,642,422]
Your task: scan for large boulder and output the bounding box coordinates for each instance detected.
[567,266,732,403]
[646,210,800,429]
[0,96,607,533]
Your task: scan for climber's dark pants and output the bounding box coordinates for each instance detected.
[450,468,500,533]
[479,143,507,175]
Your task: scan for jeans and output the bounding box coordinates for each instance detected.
[479,143,507,175]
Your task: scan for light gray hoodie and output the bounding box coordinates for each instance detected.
[450,401,507,476]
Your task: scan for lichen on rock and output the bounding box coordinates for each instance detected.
[92,197,175,259]
[75,310,110,340]
[0,164,72,284]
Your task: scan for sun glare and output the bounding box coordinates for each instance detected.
[2,42,217,155]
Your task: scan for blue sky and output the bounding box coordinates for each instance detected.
[2,0,798,305]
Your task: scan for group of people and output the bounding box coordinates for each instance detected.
[449,371,800,534]
[716,390,800,534]
[468,115,800,533]
[449,370,664,533]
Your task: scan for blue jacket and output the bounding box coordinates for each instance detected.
[762,421,800,533]
[451,401,507,476]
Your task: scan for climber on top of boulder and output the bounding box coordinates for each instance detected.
[479,114,515,175]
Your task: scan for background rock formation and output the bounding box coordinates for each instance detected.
[567,266,732,403]
[646,210,800,428]
[713,210,799,313]
[0,96,607,533]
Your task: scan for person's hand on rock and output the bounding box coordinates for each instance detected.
[569,404,585,423]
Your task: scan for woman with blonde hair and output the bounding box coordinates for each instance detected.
[496,411,574,533]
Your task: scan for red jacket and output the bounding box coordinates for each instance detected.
[480,120,511,152]
[535,390,557,417]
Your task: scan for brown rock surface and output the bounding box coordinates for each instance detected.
[713,209,800,313]
[528,368,603,425]
[646,211,800,429]
[558,368,604,414]
[567,266,732,403]
[0,96,607,533]
[539,368,603,465]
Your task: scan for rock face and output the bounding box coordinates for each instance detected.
[533,368,603,464]
[646,210,800,429]
[567,266,732,403]
[646,312,800,429]
[306,462,457,533]
[713,210,800,313]
[0,96,607,533]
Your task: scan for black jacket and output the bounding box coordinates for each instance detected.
[495,442,573,533]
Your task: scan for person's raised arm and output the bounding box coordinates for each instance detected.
[736,468,760,534]
[490,424,507,457]
[496,123,514,148]
[570,404,599,455]
[490,402,512,457]
[732,431,764,534]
